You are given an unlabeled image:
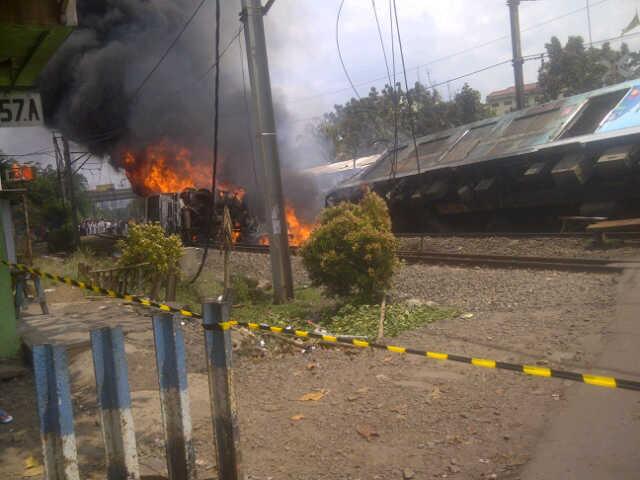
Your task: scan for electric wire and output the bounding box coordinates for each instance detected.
[56,26,244,149]
[389,0,399,177]
[189,0,221,284]
[290,0,614,104]
[392,0,420,174]
[130,0,208,100]
[336,0,361,100]
[371,0,392,85]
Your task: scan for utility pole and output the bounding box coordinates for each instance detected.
[240,0,294,303]
[507,0,526,111]
[52,134,67,207]
[61,136,80,249]
[586,0,593,47]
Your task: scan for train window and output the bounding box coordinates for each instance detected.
[360,145,408,180]
[502,106,562,137]
[399,136,450,172]
[559,88,628,138]
[441,122,498,165]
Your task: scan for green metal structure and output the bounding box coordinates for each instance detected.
[0,206,18,358]
[0,0,76,89]
[0,1,77,357]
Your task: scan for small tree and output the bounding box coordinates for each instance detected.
[118,222,182,280]
[300,191,398,303]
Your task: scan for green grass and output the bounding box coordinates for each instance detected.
[176,274,458,340]
[327,303,458,338]
[33,249,111,287]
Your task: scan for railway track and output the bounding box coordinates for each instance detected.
[214,243,639,273]
[396,251,638,273]
[395,231,640,239]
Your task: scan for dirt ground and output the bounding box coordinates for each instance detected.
[0,253,631,479]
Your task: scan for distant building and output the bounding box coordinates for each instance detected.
[486,82,542,116]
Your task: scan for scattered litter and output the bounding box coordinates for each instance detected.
[98,305,109,310]
[290,414,304,421]
[429,386,442,400]
[355,423,379,441]
[479,458,490,464]
[44,288,55,293]
[22,456,43,477]
[460,313,474,319]
[403,468,415,479]
[298,389,327,402]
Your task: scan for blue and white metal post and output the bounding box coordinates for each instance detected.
[90,326,140,480]
[33,344,80,480]
[152,313,196,480]
[203,300,244,480]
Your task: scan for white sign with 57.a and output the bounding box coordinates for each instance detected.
[0,92,44,127]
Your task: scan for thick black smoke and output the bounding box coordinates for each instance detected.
[40,0,325,221]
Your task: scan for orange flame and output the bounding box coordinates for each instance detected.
[259,202,315,246]
[121,139,245,199]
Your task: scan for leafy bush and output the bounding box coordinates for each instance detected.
[117,223,182,274]
[300,191,398,303]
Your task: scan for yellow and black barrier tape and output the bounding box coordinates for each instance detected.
[2,259,202,320]
[227,321,640,392]
[5,259,640,392]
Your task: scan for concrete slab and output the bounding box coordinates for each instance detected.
[19,298,152,352]
[521,267,640,479]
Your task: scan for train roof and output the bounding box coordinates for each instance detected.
[331,79,640,192]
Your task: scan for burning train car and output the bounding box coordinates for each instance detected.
[145,188,259,245]
[327,79,640,232]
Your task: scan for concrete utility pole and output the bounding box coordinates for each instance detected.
[507,0,526,111]
[586,0,593,47]
[240,0,294,303]
[52,133,67,207]
[61,136,80,249]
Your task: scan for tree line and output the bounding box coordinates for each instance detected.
[317,36,640,160]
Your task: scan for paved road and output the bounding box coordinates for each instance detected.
[521,268,640,479]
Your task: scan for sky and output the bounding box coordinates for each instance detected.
[2,0,640,187]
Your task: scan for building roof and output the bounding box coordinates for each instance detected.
[486,82,540,101]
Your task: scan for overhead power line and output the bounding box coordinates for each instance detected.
[290,0,614,105]
[189,0,222,284]
[68,26,243,147]
[336,0,361,99]
[131,0,207,100]
[392,0,420,174]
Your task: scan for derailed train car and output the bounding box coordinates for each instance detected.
[145,188,259,244]
[326,79,640,232]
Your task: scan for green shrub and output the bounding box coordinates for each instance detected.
[300,191,398,303]
[47,222,76,252]
[117,223,182,274]
[230,275,271,304]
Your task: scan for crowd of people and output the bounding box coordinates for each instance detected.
[79,219,130,237]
